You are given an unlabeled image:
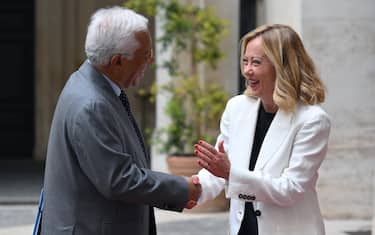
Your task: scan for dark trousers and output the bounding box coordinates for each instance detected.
[237,202,258,235]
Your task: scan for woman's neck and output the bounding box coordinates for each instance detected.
[261,100,278,113]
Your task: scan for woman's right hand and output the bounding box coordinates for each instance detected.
[194,140,230,180]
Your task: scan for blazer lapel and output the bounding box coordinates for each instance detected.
[230,99,260,169]
[255,108,293,170]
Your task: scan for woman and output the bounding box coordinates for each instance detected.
[194,24,331,235]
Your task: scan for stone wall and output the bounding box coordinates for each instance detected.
[302,0,375,219]
[258,0,374,219]
[34,0,147,160]
[373,174,375,231]
[34,0,374,219]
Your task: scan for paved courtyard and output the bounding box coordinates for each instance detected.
[0,160,372,235]
[0,205,372,235]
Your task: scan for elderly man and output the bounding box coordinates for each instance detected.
[40,6,201,235]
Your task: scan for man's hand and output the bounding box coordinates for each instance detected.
[184,176,201,209]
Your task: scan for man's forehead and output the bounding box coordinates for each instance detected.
[135,31,152,50]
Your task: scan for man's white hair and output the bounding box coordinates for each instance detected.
[85,6,148,66]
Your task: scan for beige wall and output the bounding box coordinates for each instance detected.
[373,174,375,232]
[205,0,240,95]
[34,0,151,159]
[301,0,375,219]
[259,0,375,220]
[258,0,302,34]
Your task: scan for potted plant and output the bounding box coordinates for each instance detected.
[124,0,229,212]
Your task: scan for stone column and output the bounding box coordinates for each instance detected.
[205,0,240,95]
[261,0,301,33]
[151,8,172,172]
[34,0,126,160]
[151,0,240,172]
[34,0,81,160]
[373,173,375,233]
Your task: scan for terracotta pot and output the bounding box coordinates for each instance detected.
[167,155,229,213]
[167,155,201,176]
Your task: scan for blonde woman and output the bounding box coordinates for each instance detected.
[194,24,331,235]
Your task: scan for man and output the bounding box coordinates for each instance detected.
[40,6,201,235]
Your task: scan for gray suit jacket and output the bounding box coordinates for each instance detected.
[41,61,189,235]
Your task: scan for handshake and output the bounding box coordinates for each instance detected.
[184,175,201,209]
[182,139,230,209]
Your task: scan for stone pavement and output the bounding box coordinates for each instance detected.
[0,205,372,235]
[0,160,372,235]
[0,160,43,204]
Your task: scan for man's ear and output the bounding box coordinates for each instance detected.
[109,54,123,66]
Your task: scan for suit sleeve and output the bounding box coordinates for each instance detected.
[71,100,188,212]
[227,113,331,207]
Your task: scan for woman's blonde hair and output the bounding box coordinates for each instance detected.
[240,24,326,112]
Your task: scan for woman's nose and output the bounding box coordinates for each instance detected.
[244,64,253,75]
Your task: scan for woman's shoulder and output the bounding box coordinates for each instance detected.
[295,103,331,124]
[227,94,258,107]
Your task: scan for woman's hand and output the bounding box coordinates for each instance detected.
[194,140,230,180]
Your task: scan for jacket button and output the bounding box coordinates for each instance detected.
[254,210,261,216]
[237,211,243,220]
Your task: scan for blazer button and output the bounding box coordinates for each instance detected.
[237,211,243,220]
[254,210,261,216]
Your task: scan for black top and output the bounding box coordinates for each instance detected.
[237,104,276,235]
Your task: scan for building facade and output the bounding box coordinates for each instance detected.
[1,0,373,219]
[154,0,375,219]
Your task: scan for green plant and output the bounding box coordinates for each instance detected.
[124,0,229,155]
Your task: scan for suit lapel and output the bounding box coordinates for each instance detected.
[78,61,151,166]
[230,98,260,169]
[255,108,293,170]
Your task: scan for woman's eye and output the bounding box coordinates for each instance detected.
[252,59,261,65]
[242,59,249,65]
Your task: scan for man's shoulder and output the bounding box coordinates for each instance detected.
[56,73,111,120]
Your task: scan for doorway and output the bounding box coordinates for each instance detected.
[0,0,35,159]
[238,0,257,94]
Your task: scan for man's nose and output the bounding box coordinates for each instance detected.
[149,55,155,65]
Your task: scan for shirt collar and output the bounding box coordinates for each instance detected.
[102,73,122,96]
[88,59,122,96]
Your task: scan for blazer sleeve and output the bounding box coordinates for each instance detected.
[71,100,189,212]
[197,98,232,204]
[227,112,331,207]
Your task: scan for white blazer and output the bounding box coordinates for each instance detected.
[197,95,331,235]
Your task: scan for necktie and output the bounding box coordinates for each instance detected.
[119,90,147,158]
